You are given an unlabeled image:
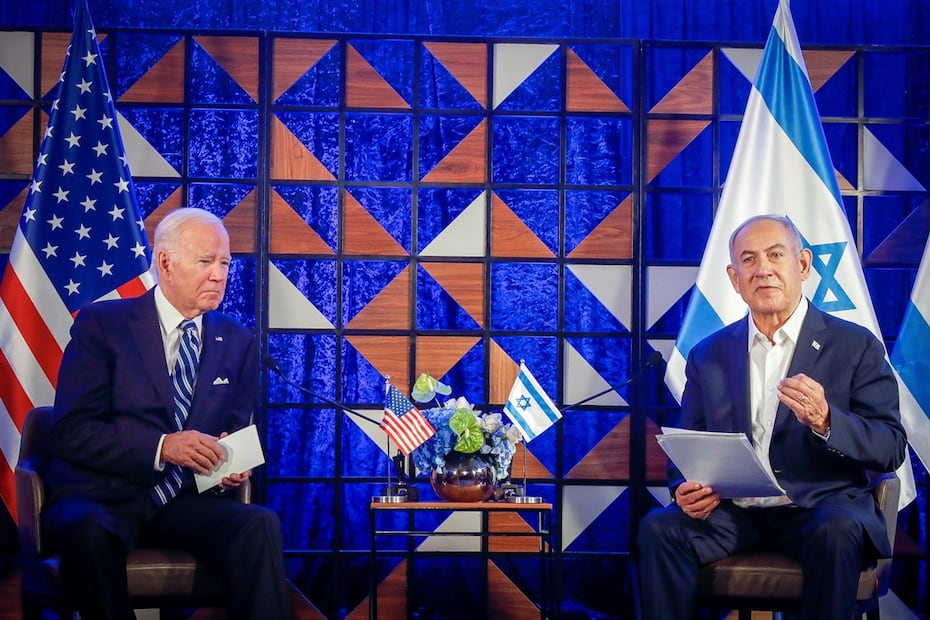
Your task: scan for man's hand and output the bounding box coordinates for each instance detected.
[675,481,720,520]
[778,373,830,436]
[161,430,225,474]
[216,431,251,491]
[219,470,251,491]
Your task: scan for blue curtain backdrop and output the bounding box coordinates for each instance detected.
[1,1,929,618]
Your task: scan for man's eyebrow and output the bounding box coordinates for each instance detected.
[739,243,787,257]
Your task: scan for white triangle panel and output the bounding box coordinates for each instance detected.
[647,339,677,374]
[417,511,482,552]
[646,485,672,508]
[863,128,926,192]
[722,48,762,84]
[419,191,486,257]
[562,341,627,407]
[0,32,34,97]
[561,485,625,551]
[268,262,334,329]
[879,589,919,620]
[647,265,698,329]
[117,112,179,178]
[492,43,558,109]
[567,263,631,329]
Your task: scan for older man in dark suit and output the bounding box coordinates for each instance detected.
[637,214,906,620]
[42,208,293,620]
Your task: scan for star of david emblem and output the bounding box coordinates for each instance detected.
[805,240,854,313]
[516,395,532,411]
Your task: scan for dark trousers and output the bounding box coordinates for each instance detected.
[636,501,869,620]
[42,489,294,620]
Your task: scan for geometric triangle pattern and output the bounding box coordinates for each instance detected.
[2,20,928,619]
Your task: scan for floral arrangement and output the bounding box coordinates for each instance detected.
[409,373,522,481]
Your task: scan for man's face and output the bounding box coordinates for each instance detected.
[726,219,812,322]
[157,220,230,318]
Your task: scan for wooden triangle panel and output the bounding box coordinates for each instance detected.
[866,199,930,266]
[143,187,184,244]
[345,559,407,620]
[490,192,555,258]
[486,560,541,618]
[272,38,336,101]
[566,416,630,480]
[650,51,713,114]
[345,335,410,392]
[346,267,411,330]
[270,115,336,181]
[346,44,409,109]
[0,186,28,252]
[120,40,184,103]
[414,335,480,380]
[224,190,257,253]
[511,442,554,479]
[568,194,633,259]
[41,33,79,97]
[489,340,519,403]
[0,110,33,176]
[566,48,629,113]
[803,50,854,92]
[488,512,544,552]
[343,191,407,256]
[646,118,711,182]
[423,41,487,107]
[421,119,487,183]
[835,168,854,191]
[270,190,334,255]
[194,36,260,102]
[645,417,668,481]
[420,262,485,327]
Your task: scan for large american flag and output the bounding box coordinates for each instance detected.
[0,0,154,521]
[381,385,435,455]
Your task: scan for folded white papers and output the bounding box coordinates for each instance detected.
[656,427,787,498]
[194,424,266,493]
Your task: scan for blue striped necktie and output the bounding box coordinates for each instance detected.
[151,319,200,506]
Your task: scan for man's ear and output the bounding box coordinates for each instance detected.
[798,247,813,281]
[726,264,740,293]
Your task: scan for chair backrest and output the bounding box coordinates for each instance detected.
[17,406,56,474]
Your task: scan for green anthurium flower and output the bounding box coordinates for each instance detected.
[449,408,483,453]
[411,372,452,403]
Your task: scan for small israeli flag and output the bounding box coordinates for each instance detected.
[504,362,562,442]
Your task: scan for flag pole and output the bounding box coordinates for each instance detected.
[504,361,544,504]
[373,375,411,503]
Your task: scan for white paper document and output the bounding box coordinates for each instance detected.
[656,427,787,498]
[194,424,266,493]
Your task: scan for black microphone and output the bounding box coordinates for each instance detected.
[562,350,664,409]
[264,354,380,425]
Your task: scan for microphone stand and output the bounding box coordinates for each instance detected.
[265,356,414,502]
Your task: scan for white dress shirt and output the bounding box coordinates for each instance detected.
[733,297,809,508]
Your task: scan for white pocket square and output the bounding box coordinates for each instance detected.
[212,377,230,385]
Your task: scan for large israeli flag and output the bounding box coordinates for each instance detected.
[664,0,916,507]
[891,239,930,475]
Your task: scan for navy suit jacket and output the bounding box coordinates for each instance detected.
[674,303,906,556]
[46,288,259,501]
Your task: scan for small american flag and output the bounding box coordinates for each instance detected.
[0,0,154,521]
[381,385,435,455]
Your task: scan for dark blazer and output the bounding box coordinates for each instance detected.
[673,303,907,557]
[45,288,259,501]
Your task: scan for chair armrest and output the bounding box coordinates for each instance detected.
[14,462,46,581]
[872,473,900,550]
[235,477,251,504]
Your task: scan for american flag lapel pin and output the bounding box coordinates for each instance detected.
[215,336,223,342]
[811,340,821,351]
